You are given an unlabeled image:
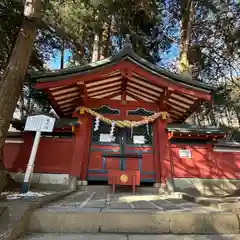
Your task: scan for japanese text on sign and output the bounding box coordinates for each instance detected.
[179,149,191,158]
[24,115,55,132]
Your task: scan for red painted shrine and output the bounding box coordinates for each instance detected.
[5,43,240,193]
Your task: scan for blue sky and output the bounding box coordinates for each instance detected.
[159,44,179,67]
[47,44,179,70]
[47,49,72,70]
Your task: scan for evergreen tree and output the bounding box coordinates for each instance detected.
[0,0,42,192]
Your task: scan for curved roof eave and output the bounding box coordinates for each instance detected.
[30,46,216,93]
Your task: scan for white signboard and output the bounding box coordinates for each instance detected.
[179,149,191,158]
[133,135,145,144]
[21,115,56,193]
[24,115,55,132]
[40,116,55,132]
[100,134,115,143]
[24,115,41,132]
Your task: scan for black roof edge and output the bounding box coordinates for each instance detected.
[29,45,216,93]
[6,132,23,137]
[167,124,226,135]
[213,141,240,148]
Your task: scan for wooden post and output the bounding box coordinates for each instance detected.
[112,176,116,193]
[80,118,92,180]
[133,175,136,194]
[21,130,41,193]
[153,120,161,183]
[70,117,89,178]
[157,118,169,184]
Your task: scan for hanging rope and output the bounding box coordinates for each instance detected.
[75,106,169,128]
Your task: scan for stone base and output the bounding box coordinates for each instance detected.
[10,173,70,191]
[20,182,29,193]
[153,183,166,194]
[11,173,69,185]
[166,178,175,193]
[77,180,88,186]
[153,183,161,188]
[28,209,240,234]
[68,176,77,190]
[82,181,88,186]
[172,178,240,196]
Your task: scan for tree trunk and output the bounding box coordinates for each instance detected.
[233,105,240,127]
[91,33,100,62]
[178,0,194,77]
[91,11,101,63]
[60,39,64,69]
[0,0,41,192]
[19,91,25,120]
[99,18,111,60]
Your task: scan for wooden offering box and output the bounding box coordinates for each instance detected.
[108,169,140,194]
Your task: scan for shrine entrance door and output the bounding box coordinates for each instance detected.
[87,120,155,183]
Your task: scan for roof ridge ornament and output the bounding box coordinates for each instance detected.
[123,34,133,49]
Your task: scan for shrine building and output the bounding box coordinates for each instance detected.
[4,43,240,195]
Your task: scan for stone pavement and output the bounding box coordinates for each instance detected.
[27,190,240,234]
[0,190,73,240]
[20,233,240,240]
[44,190,224,212]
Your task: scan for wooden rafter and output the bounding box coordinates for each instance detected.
[35,54,212,118]
[126,91,151,105]
[127,87,158,101]
[91,90,120,99]
[127,90,154,102]
[88,87,121,98]
[128,75,163,94]
[87,84,121,95]
[58,97,80,105]
[127,81,161,97]
[102,91,122,100]
[159,88,171,109]
[50,86,78,96]
[125,62,211,101]
[168,98,190,108]
[166,102,187,113]
[86,75,122,87]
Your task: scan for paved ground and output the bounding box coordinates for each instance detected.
[26,190,240,234]
[0,191,73,239]
[44,190,223,213]
[20,233,240,240]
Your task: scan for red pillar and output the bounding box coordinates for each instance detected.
[157,118,169,184]
[70,117,90,178]
[80,118,92,180]
[153,120,161,183]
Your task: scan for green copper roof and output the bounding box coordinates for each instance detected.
[214,141,240,148]
[30,44,215,93]
[167,124,226,135]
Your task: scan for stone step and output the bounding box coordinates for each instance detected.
[20,233,240,240]
[0,206,9,230]
[78,185,161,194]
[27,207,240,234]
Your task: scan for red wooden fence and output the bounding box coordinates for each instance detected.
[4,136,73,174]
[3,136,240,180]
[165,144,240,179]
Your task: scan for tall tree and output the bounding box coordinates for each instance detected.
[47,0,168,64]
[0,0,41,192]
[179,0,194,76]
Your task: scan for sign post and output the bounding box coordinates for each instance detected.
[21,115,55,193]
